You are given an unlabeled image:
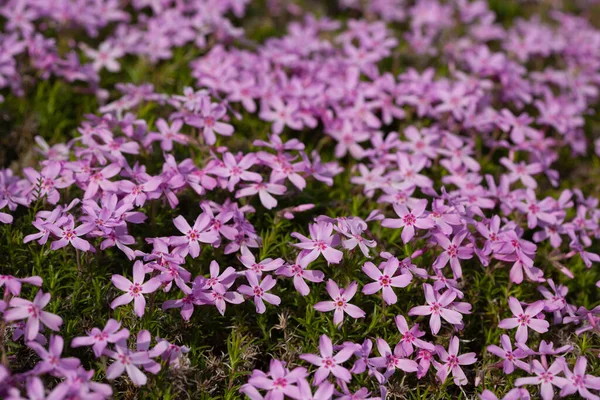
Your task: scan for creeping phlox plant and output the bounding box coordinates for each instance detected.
[1,0,600,399]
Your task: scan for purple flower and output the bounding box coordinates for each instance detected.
[515,358,568,400]
[0,275,42,297]
[381,199,434,243]
[299,334,354,385]
[487,334,529,374]
[561,357,600,399]
[362,260,412,305]
[28,334,80,375]
[275,255,324,296]
[291,221,343,264]
[408,284,464,335]
[211,152,262,192]
[395,315,435,356]
[314,280,365,327]
[171,214,219,258]
[47,218,95,251]
[239,247,284,276]
[71,318,130,358]
[247,359,307,399]
[498,297,549,343]
[145,119,188,151]
[432,230,474,279]
[237,271,280,314]
[4,290,63,341]
[105,344,151,386]
[479,388,531,400]
[433,336,477,386]
[370,338,419,377]
[110,261,163,317]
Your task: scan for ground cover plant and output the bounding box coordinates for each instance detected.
[1,0,600,399]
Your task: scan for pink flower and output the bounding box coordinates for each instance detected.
[362,260,412,305]
[212,152,262,192]
[237,271,280,314]
[71,319,130,358]
[432,230,473,279]
[170,214,219,258]
[500,158,543,189]
[498,297,549,343]
[408,284,464,335]
[46,217,95,251]
[299,334,354,385]
[239,247,284,276]
[487,334,529,374]
[381,199,434,243]
[275,255,324,296]
[394,315,435,356]
[28,334,80,374]
[0,275,42,296]
[247,359,307,399]
[433,336,477,386]
[83,164,121,199]
[187,101,234,145]
[291,221,343,264]
[515,358,568,400]
[479,388,531,400]
[110,261,163,317]
[314,280,365,326]
[236,181,287,210]
[561,356,600,399]
[145,119,188,151]
[105,344,150,386]
[3,290,63,341]
[370,338,419,377]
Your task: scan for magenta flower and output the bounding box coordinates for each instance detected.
[395,315,435,356]
[212,152,262,192]
[362,260,412,305]
[28,334,80,374]
[370,338,419,377]
[433,336,477,386]
[145,119,188,151]
[71,318,130,358]
[299,334,354,385]
[23,162,71,205]
[4,290,63,341]
[515,358,568,400]
[296,378,334,400]
[171,214,219,258]
[83,164,121,199]
[0,275,42,296]
[314,280,365,327]
[275,255,324,296]
[239,247,284,276]
[291,221,343,264]
[105,344,151,386]
[236,181,287,210]
[500,158,543,189]
[247,359,307,399]
[479,388,531,400]
[561,357,600,399]
[432,231,474,279]
[110,261,163,317]
[487,334,529,374]
[237,271,280,314]
[408,284,464,335]
[47,218,95,251]
[189,101,234,145]
[498,297,549,343]
[381,199,434,243]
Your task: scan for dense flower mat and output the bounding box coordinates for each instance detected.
[0,0,600,399]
